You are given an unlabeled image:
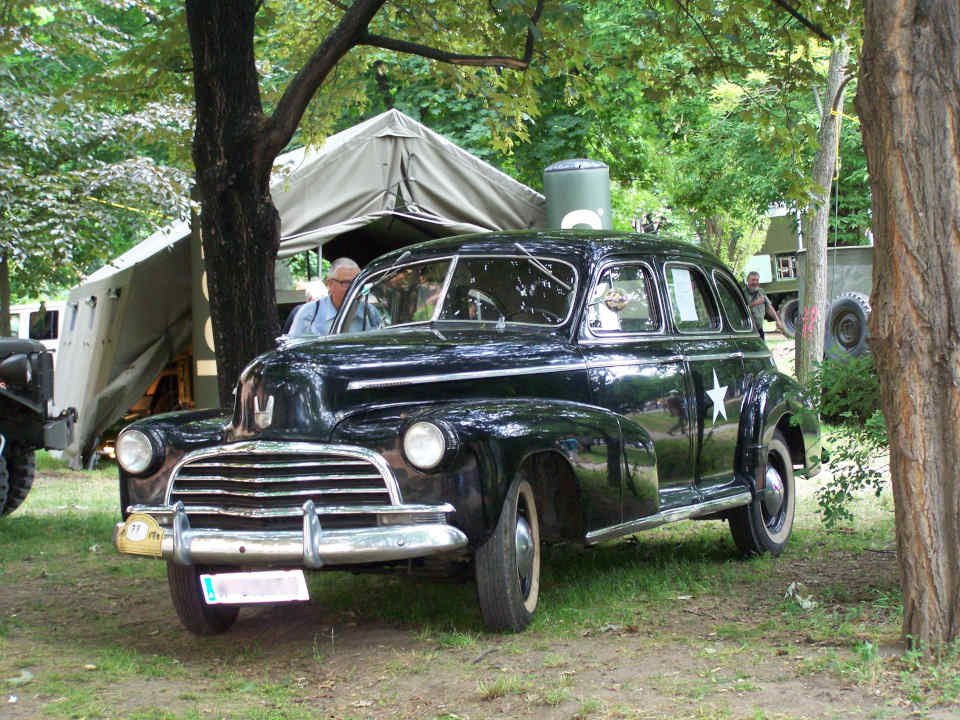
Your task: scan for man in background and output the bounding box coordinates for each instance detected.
[287,257,379,336]
[745,271,785,340]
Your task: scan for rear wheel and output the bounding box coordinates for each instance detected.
[729,431,795,556]
[167,562,239,635]
[2,446,36,516]
[778,297,799,338]
[475,475,541,632]
[825,292,871,358]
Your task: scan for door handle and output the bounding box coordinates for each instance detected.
[728,351,744,359]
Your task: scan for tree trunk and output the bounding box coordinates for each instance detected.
[856,0,960,649]
[186,1,282,407]
[185,0,386,407]
[795,41,850,385]
[0,249,10,338]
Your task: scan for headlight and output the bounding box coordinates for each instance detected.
[403,421,447,470]
[116,429,158,475]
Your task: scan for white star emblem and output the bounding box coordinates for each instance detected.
[705,369,728,424]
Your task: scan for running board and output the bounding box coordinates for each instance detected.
[584,490,752,545]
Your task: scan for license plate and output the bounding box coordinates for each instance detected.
[199,570,309,605]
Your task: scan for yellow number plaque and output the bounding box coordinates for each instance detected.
[116,513,164,558]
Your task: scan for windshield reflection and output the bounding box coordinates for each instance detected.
[339,255,578,333]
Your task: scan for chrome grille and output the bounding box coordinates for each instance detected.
[167,442,398,530]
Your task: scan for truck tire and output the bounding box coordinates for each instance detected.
[728,431,795,557]
[1,446,35,516]
[778,297,799,338]
[167,562,239,635]
[475,475,541,632]
[825,292,871,358]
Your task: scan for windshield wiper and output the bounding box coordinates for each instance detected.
[376,249,412,286]
[514,243,572,292]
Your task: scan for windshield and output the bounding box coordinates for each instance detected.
[338,255,578,332]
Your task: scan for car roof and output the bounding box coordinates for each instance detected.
[363,229,726,274]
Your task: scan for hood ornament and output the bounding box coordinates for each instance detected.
[253,394,275,430]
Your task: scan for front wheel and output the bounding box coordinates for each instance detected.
[729,431,795,556]
[475,475,541,632]
[166,562,239,635]
[1,446,36,516]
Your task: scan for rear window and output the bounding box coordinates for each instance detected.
[713,272,753,332]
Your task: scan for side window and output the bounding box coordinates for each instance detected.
[29,310,59,340]
[7,315,19,337]
[586,263,660,334]
[714,272,753,332]
[664,264,720,332]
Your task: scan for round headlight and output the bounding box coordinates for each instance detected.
[403,421,447,470]
[116,429,156,475]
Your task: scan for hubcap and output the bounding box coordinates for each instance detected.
[763,465,785,520]
[515,515,534,595]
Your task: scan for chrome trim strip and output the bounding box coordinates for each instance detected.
[742,351,773,360]
[346,362,586,391]
[129,502,453,520]
[585,357,682,371]
[165,441,402,506]
[184,459,371,469]
[432,255,459,322]
[174,473,384,485]
[584,490,752,544]
[683,352,743,363]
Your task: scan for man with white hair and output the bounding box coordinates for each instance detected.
[287,257,379,336]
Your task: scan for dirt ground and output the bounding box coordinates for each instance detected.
[2,472,949,720]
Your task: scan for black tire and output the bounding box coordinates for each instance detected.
[825,291,871,358]
[729,431,795,557]
[475,475,541,632]
[1,446,36,516]
[166,562,239,635]
[778,297,799,339]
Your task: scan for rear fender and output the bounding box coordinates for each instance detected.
[738,371,819,491]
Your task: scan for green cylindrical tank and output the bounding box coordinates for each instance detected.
[543,159,612,230]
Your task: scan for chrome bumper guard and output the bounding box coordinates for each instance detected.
[112,500,468,568]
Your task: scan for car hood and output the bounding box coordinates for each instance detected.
[227,325,588,441]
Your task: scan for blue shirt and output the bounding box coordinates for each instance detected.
[287,296,381,336]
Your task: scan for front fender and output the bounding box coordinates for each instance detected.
[332,399,654,545]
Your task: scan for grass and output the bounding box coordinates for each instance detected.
[1,453,958,718]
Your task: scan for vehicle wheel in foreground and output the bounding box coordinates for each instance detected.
[166,562,239,635]
[779,297,799,339]
[825,291,871,358]
[475,475,541,632]
[1,446,36,516]
[729,431,795,557]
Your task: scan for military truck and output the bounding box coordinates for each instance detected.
[0,338,76,515]
[745,214,874,357]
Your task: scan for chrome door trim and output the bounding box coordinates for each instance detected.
[346,362,587,391]
[584,490,752,544]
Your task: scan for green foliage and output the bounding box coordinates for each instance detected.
[812,354,882,423]
[804,355,888,527]
[0,1,191,302]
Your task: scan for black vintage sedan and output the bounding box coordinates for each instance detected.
[112,231,819,634]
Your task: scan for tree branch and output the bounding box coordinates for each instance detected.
[261,0,387,159]
[358,0,543,70]
[769,0,831,42]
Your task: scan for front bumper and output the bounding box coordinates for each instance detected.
[113,500,469,568]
